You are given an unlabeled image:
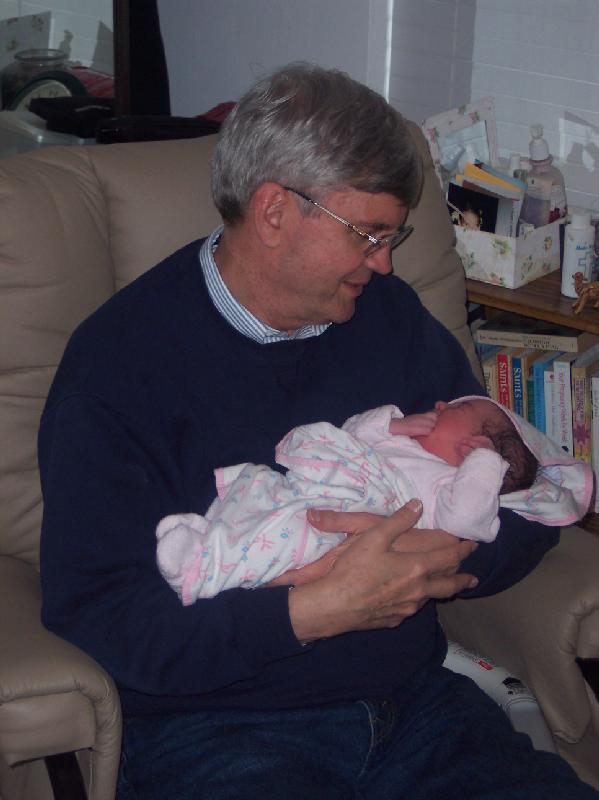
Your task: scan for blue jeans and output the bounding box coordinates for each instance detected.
[117,666,598,799]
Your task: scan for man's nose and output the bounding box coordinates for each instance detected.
[364,246,393,275]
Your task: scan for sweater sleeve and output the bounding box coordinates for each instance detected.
[39,395,307,698]
[456,508,560,598]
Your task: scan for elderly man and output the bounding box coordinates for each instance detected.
[39,63,598,798]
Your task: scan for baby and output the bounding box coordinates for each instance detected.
[156,396,592,604]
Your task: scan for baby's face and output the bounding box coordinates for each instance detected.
[414,399,494,466]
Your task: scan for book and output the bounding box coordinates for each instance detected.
[591,367,599,511]
[570,342,599,462]
[458,163,524,201]
[496,348,513,409]
[527,375,536,427]
[511,347,543,419]
[510,348,526,416]
[474,312,599,354]
[481,348,499,401]
[454,174,523,202]
[553,352,578,455]
[464,161,525,194]
[532,351,561,434]
[544,359,558,444]
[475,160,527,193]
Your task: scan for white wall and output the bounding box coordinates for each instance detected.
[157,0,389,116]
[160,0,599,211]
[469,0,599,212]
[387,0,476,125]
[387,0,599,211]
[0,0,112,73]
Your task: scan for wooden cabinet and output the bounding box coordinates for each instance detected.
[466,270,599,535]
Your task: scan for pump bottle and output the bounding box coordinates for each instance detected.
[518,125,567,233]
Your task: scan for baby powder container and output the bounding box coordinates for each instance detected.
[561,210,595,298]
[518,125,567,233]
[443,641,555,753]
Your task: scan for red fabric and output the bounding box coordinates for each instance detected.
[71,67,115,98]
[198,101,235,123]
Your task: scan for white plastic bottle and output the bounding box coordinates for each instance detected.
[518,124,567,233]
[561,210,596,298]
[443,641,556,752]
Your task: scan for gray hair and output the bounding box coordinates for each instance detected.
[211,62,423,223]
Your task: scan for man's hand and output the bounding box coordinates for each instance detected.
[388,411,438,438]
[287,499,478,643]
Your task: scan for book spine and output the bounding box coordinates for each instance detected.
[592,375,599,512]
[496,351,511,408]
[526,378,536,426]
[533,361,548,433]
[511,354,524,416]
[544,366,557,444]
[482,354,499,401]
[572,369,592,462]
[553,359,574,455]
[476,330,581,353]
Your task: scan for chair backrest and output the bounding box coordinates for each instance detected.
[0,123,478,567]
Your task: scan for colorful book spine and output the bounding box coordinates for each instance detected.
[475,319,598,353]
[527,377,536,427]
[518,348,543,421]
[591,369,599,512]
[496,349,513,409]
[532,352,559,434]
[481,349,499,401]
[511,349,525,416]
[571,366,593,462]
[553,353,576,456]
[544,361,557,444]
[570,344,599,462]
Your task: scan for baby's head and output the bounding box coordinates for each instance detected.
[415,398,538,494]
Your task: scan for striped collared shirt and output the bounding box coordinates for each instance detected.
[199,226,330,344]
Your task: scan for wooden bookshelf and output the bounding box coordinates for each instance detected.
[466,269,599,536]
[466,270,599,335]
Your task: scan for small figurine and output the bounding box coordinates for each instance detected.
[572,272,599,314]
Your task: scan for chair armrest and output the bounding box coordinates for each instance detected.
[0,555,121,800]
[438,526,599,745]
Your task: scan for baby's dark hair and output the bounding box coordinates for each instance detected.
[482,416,538,494]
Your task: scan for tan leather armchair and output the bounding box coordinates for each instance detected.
[1,123,598,799]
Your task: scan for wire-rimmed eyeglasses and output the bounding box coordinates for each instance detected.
[283,186,413,256]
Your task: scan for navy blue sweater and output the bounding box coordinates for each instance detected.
[39,240,558,715]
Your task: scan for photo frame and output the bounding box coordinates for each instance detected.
[421,97,499,192]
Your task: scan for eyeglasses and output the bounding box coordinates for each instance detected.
[283,186,413,256]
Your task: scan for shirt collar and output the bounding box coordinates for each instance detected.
[199,225,330,344]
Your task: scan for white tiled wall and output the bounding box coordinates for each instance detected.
[0,0,112,73]
[388,0,599,211]
[470,0,599,211]
[388,0,476,125]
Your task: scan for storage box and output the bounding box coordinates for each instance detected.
[454,218,562,289]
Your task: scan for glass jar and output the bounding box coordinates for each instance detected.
[1,49,66,110]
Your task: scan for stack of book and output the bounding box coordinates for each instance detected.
[473,312,599,512]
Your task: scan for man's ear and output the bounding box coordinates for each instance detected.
[250,182,290,247]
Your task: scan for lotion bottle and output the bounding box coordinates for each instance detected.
[561,210,595,298]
